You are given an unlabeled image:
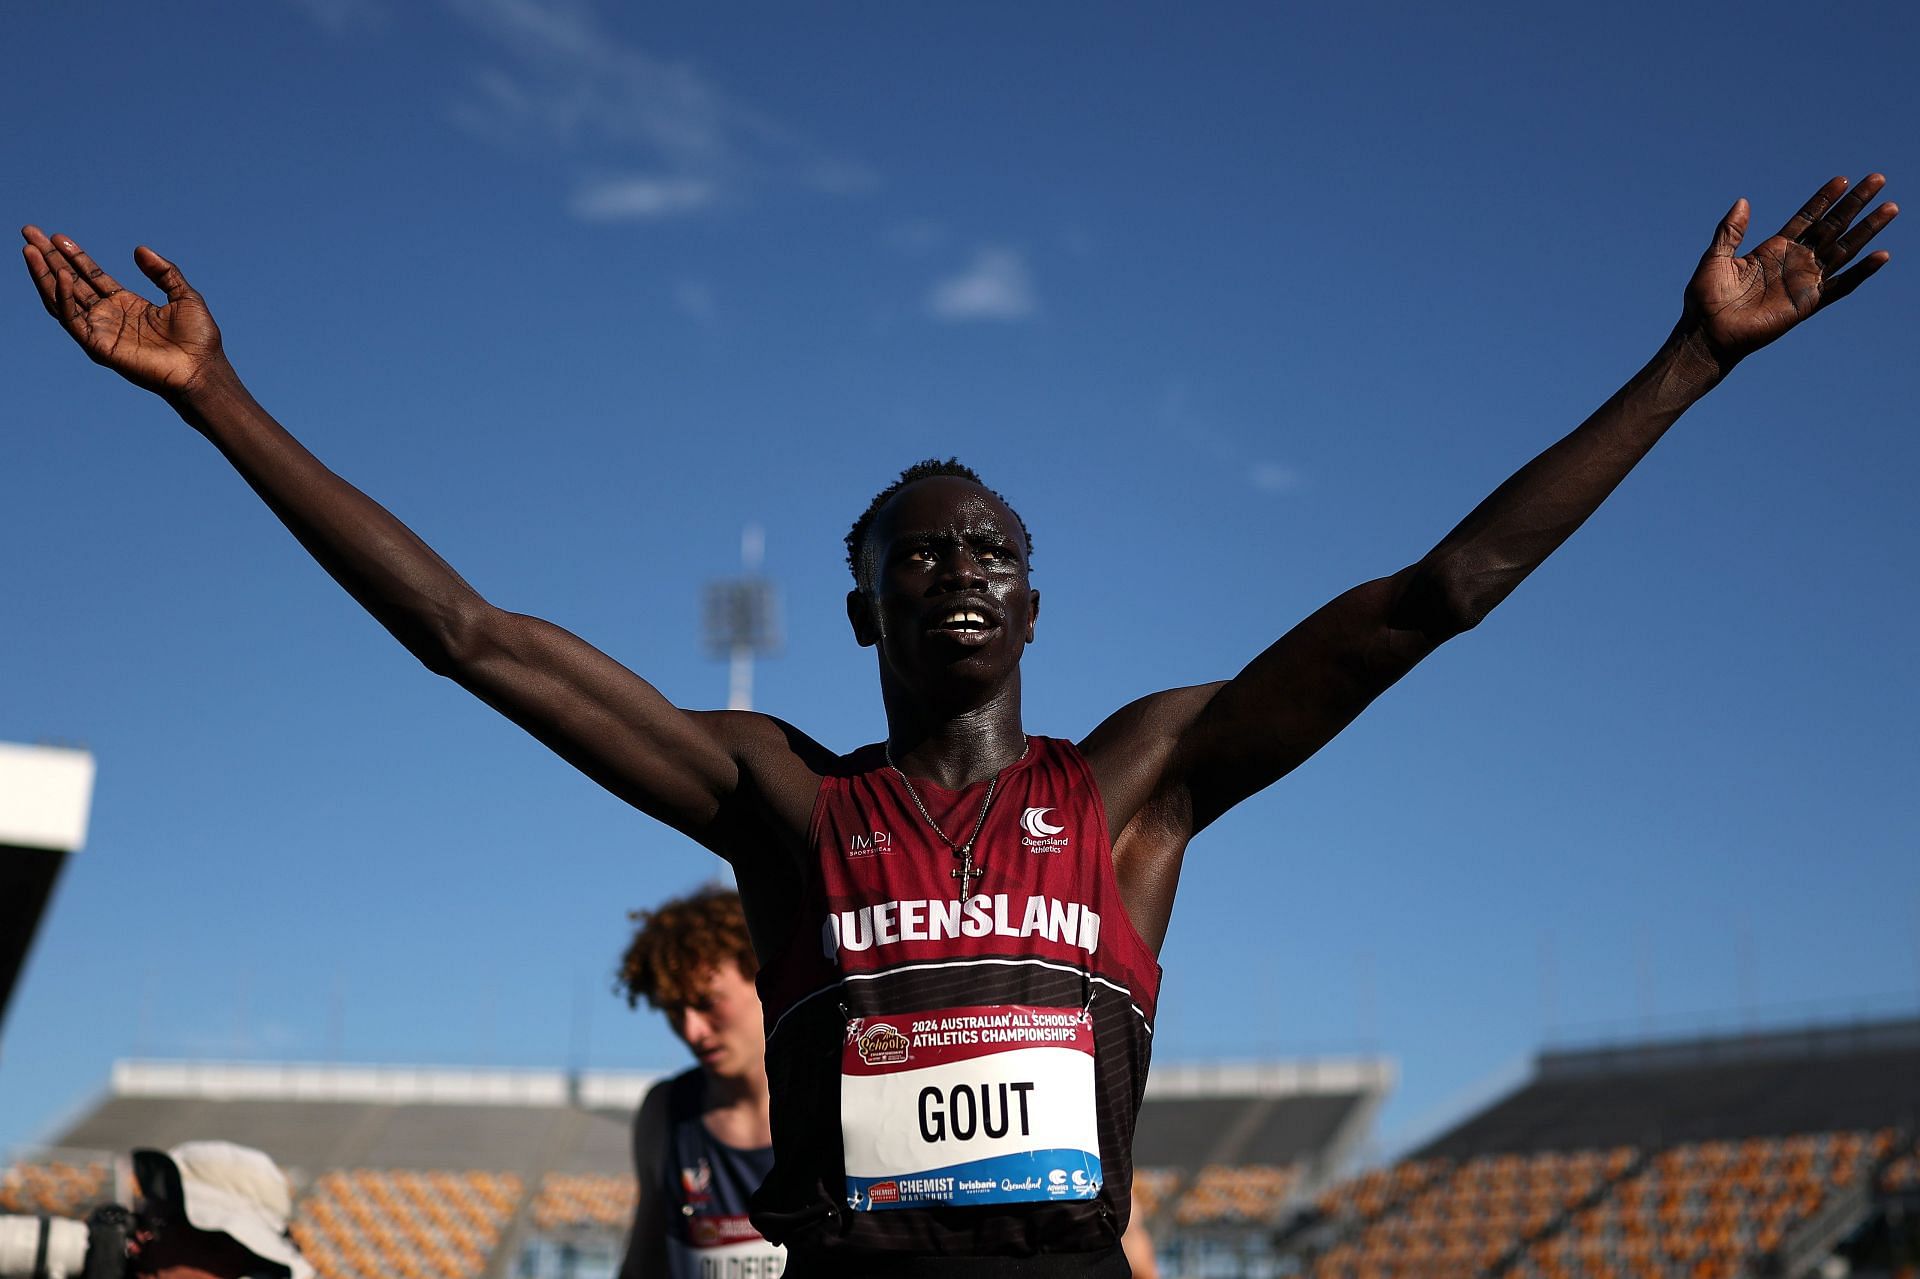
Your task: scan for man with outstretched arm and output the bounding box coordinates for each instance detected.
[20,175,1895,1276]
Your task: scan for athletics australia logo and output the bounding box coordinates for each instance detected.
[1020,807,1070,852]
[847,830,894,857]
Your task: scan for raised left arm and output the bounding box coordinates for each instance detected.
[1106,175,1896,839]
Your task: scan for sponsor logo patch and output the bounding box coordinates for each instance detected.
[680,1158,711,1199]
[1020,807,1070,852]
[855,1022,912,1067]
[847,830,894,857]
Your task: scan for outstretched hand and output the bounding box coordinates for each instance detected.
[21,227,224,396]
[1684,175,1896,371]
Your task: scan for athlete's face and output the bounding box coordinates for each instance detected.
[663,961,766,1083]
[847,477,1038,687]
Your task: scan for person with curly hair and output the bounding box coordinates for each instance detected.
[20,172,1897,1276]
[616,886,783,1279]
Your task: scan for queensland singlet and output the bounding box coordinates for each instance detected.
[658,1070,787,1279]
[750,737,1161,1266]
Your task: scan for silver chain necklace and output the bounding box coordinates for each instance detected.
[886,738,1030,901]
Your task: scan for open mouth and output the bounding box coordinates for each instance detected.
[927,605,1000,646]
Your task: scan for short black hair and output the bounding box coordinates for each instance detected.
[845,458,1033,588]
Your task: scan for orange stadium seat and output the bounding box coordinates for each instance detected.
[1309,1149,1636,1279]
[0,1158,112,1218]
[290,1169,523,1279]
[531,1173,638,1231]
[1509,1129,1897,1279]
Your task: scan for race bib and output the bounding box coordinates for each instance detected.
[841,1003,1103,1211]
[668,1220,786,1279]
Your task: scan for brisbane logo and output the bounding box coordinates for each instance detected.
[1020,807,1070,852]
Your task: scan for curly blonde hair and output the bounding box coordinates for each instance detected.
[617,885,758,1010]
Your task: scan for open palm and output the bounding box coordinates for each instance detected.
[1685,175,1897,369]
[22,226,224,396]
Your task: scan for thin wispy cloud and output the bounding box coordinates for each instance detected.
[927,248,1038,322]
[1160,383,1307,498]
[571,175,717,221]
[1249,461,1301,493]
[885,221,948,255]
[673,279,718,325]
[1059,226,1097,258]
[806,159,881,197]
[284,0,385,33]
[288,0,874,222]
[439,0,875,220]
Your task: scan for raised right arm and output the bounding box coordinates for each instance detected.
[21,227,751,844]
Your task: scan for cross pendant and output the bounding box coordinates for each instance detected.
[951,847,984,901]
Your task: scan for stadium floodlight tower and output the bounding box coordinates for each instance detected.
[702,524,781,711]
[0,741,97,1042]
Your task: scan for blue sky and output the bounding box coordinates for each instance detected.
[3,0,1915,1158]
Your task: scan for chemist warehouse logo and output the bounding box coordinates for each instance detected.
[1020,807,1071,852]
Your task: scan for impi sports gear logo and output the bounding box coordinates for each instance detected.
[847,829,894,857]
[1020,807,1070,852]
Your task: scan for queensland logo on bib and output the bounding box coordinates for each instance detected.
[1020,807,1070,852]
[854,1022,912,1066]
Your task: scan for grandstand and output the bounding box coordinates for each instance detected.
[3,1053,1383,1279]
[1292,1015,1920,1279]
[1137,1059,1393,1273]
[11,1017,1912,1278]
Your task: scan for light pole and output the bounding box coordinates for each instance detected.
[703,524,781,711]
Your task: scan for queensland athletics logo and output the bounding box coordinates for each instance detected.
[1020,807,1070,852]
[854,1022,911,1066]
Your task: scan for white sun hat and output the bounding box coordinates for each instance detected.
[132,1141,315,1279]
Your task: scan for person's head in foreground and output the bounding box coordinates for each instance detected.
[619,885,765,1082]
[844,458,1038,704]
[129,1142,313,1279]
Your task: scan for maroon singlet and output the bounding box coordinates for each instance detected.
[752,737,1161,1269]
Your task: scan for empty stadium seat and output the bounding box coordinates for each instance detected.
[290,1168,523,1279]
[0,1158,112,1218]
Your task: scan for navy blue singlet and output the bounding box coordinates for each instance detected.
[657,1069,787,1279]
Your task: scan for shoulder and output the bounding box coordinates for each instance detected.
[685,710,841,838]
[1080,683,1226,755]
[688,710,838,772]
[632,1069,696,1157]
[1078,684,1224,813]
